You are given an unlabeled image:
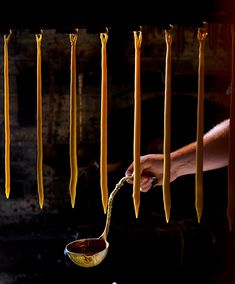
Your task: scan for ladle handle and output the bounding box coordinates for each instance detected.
[100,175,132,240]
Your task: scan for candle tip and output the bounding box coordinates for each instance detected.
[5,187,10,199]
[102,203,107,215]
[165,212,170,223]
[134,200,140,218]
[39,196,44,209]
[196,207,203,223]
[71,199,75,208]
[70,188,76,209]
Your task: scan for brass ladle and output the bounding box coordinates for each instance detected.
[64,175,132,268]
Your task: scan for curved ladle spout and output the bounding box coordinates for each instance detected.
[64,175,132,268]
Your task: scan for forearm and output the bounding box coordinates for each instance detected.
[126,119,229,190]
[171,119,229,178]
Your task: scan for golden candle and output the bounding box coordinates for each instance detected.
[100,31,109,214]
[227,25,235,231]
[69,30,78,208]
[4,30,12,199]
[36,31,44,209]
[196,25,208,223]
[133,31,142,218]
[163,29,173,223]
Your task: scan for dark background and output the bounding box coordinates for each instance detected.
[0,2,234,283]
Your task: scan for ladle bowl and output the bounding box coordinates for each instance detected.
[64,238,109,268]
[64,175,131,268]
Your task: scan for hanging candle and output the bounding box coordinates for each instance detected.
[4,29,12,199]
[163,27,173,223]
[35,30,44,209]
[100,30,109,214]
[69,30,79,208]
[133,30,142,218]
[196,23,208,223]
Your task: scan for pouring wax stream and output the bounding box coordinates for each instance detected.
[64,175,133,268]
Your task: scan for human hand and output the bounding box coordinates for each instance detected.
[125,154,164,192]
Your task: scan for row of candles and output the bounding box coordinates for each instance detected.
[2,24,235,230]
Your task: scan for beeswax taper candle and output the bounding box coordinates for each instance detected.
[133,30,142,218]
[100,31,109,214]
[69,30,78,208]
[4,30,12,199]
[196,24,208,223]
[36,30,44,209]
